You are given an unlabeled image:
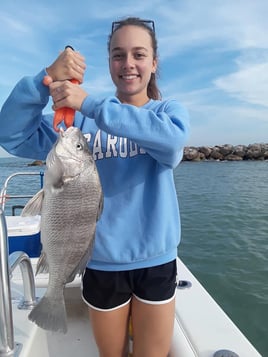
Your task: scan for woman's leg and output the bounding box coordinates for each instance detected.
[89,302,131,357]
[131,296,175,357]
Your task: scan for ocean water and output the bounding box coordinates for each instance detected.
[175,160,268,356]
[0,157,267,356]
[0,157,43,215]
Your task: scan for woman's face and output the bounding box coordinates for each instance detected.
[109,25,157,106]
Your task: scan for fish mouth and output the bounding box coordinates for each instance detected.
[59,126,78,138]
[59,127,65,137]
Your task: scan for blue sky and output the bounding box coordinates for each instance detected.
[1,0,268,157]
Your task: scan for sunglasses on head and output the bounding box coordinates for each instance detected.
[111,19,155,34]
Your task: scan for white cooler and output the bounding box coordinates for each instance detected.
[6,215,41,257]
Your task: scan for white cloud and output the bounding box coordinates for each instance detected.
[214,61,268,108]
[0,14,31,34]
[155,0,268,60]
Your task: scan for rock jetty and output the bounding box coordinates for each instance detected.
[27,160,45,166]
[183,143,268,161]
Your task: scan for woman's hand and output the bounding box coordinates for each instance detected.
[49,80,88,112]
[46,47,86,83]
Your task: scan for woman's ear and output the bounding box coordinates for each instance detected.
[152,58,158,74]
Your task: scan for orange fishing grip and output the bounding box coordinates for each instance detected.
[52,78,80,132]
[43,76,80,132]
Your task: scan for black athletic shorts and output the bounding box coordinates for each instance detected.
[82,260,177,311]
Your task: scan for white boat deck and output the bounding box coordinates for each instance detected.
[173,260,261,357]
[11,263,98,357]
[9,258,261,357]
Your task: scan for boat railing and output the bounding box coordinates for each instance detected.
[0,209,37,356]
[0,172,44,213]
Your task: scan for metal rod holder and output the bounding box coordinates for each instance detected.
[9,251,37,310]
[0,209,37,356]
[0,208,14,356]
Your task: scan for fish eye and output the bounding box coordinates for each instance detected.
[76,143,83,150]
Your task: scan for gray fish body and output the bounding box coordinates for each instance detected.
[22,127,103,333]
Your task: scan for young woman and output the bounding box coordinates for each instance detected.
[0,17,190,356]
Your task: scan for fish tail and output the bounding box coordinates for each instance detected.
[28,292,67,333]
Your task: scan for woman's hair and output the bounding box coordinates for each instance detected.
[108,17,161,100]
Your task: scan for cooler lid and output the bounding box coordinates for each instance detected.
[6,215,41,236]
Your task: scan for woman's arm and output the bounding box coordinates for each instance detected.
[81,96,190,168]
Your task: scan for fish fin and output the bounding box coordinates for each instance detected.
[28,291,67,333]
[65,256,87,283]
[21,189,44,216]
[36,252,49,275]
[65,242,94,283]
[96,193,104,221]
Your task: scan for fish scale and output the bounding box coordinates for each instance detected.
[21,127,103,333]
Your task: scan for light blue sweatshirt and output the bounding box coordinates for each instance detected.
[0,69,190,271]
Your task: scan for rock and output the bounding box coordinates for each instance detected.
[183,147,200,161]
[245,143,263,160]
[225,154,243,161]
[219,144,233,156]
[263,151,268,160]
[233,145,246,158]
[27,160,45,166]
[198,146,212,158]
[210,147,224,160]
[198,152,206,161]
[182,143,268,161]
